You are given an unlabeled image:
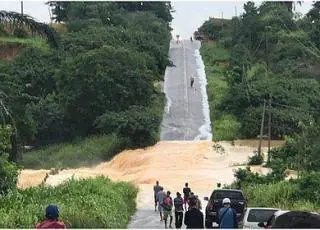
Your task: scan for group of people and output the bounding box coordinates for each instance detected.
[153,181,204,229]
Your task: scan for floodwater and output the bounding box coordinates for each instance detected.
[18,141,273,228]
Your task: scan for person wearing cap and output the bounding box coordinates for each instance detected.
[174,192,184,228]
[184,196,204,229]
[218,198,237,229]
[36,204,66,229]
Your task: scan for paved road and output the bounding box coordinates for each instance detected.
[160,40,212,141]
[128,40,213,228]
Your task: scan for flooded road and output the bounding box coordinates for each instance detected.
[18,141,272,228]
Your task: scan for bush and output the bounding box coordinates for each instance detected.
[22,135,126,169]
[0,177,138,228]
[0,155,20,193]
[13,28,29,38]
[248,152,264,165]
[95,104,163,148]
[0,125,20,194]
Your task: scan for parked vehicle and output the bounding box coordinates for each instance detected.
[258,210,289,228]
[238,207,279,228]
[271,211,320,228]
[204,189,247,228]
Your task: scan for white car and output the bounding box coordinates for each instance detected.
[238,207,280,228]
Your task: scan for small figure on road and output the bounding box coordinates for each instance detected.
[184,196,204,229]
[163,191,173,228]
[190,36,193,42]
[156,187,166,221]
[217,198,238,229]
[174,192,184,229]
[36,204,66,229]
[183,183,191,210]
[153,181,162,211]
[190,76,195,88]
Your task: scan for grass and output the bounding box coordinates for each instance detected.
[22,135,126,169]
[201,42,240,141]
[0,176,138,228]
[242,181,320,212]
[0,36,49,50]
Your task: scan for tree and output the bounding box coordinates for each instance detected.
[0,11,58,47]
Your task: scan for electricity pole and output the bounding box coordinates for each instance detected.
[21,1,24,15]
[267,97,272,163]
[258,100,266,157]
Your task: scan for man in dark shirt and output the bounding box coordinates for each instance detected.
[174,192,184,228]
[184,196,204,229]
[183,182,191,210]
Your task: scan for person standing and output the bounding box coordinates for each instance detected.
[218,198,237,229]
[174,192,184,229]
[184,196,204,229]
[163,191,173,228]
[156,187,166,221]
[183,183,191,210]
[190,76,195,88]
[36,204,66,229]
[153,181,162,211]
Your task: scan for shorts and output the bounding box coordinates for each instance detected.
[184,196,189,204]
[158,204,164,212]
[164,210,172,219]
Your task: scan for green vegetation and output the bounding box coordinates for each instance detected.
[0,177,138,228]
[228,168,320,212]
[22,135,125,169]
[198,1,320,141]
[201,42,240,141]
[0,3,173,228]
[0,37,48,49]
[0,2,173,167]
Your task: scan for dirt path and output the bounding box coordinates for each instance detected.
[18,140,273,228]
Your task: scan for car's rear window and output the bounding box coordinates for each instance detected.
[211,190,244,200]
[247,209,278,222]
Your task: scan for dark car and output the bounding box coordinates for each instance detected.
[204,189,247,228]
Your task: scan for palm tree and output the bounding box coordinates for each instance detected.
[0,11,58,47]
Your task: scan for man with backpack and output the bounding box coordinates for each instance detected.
[163,191,173,228]
[218,198,237,229]
[174,192,184,229]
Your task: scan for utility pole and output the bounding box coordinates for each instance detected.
[258,100,266,157]
[267,96,272,163]
[21,1,24,15]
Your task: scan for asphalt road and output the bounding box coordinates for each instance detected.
[160,40,211,141]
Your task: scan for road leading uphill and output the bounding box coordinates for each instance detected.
[161,40,212,141]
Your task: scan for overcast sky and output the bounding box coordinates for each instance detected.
[1,1,314,39]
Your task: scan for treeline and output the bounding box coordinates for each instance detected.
[197,1,320,141]
[0,2,173,151]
